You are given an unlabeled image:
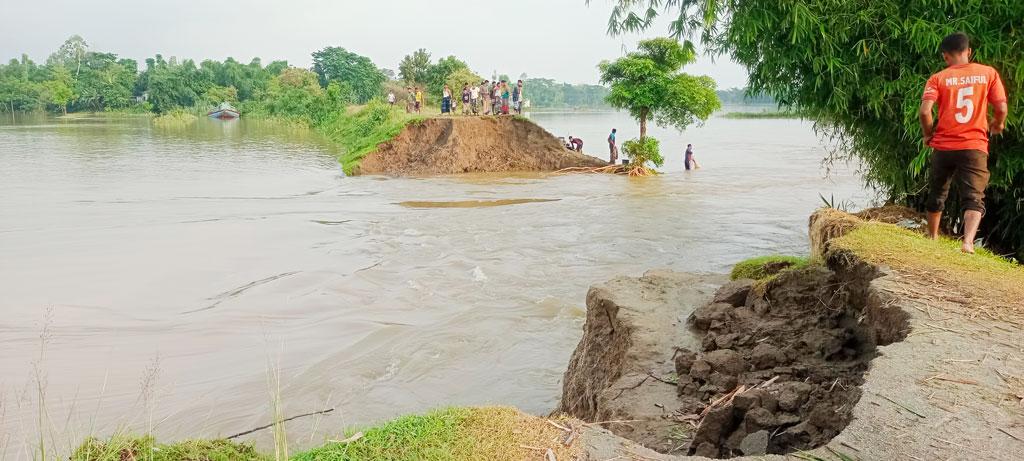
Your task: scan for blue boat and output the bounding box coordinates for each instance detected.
[208,102,240,120]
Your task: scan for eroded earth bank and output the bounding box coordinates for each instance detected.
[353,117,607,176]
[559,209,1024,461]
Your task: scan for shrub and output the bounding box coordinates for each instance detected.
[622,137,663,168]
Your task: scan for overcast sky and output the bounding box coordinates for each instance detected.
[0,0,748,88]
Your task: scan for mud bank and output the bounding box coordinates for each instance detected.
[352,117,607,176]
[558,210,1024,460]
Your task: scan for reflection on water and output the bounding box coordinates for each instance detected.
[0,112,871,457]
[398,198,560,208]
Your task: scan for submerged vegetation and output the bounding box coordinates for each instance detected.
[720,111,804,120]
[152,108,198,127]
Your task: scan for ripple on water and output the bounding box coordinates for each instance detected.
[397,198,560,208]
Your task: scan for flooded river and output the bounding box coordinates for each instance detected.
[0,112,870,455]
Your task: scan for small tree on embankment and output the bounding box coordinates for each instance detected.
[598,38,720,175]
[593,0,1024,258]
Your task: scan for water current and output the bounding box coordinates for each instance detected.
[0,111,872,455]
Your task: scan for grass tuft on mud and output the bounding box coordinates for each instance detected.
[730,255,809,281]
[319,103,425,175]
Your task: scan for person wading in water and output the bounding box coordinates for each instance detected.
[684,144,700,170]
[607,128,618,164]
[919,32,1008,254]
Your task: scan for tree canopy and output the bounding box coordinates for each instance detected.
[592,0,1024,257]
[311,46,386,104]
[599,38,720,141]
[398,49,432,85]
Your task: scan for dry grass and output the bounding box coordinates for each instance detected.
[809,208,860,259]
[460,407,582,461]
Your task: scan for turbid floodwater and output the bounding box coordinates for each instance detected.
[0,111,871,456]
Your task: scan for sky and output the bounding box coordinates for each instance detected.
[0,0,748,88]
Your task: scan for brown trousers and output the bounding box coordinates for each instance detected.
[926,149,990,215]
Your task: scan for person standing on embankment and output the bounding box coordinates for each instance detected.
[919,32,1008,254]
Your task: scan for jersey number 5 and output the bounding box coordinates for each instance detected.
[955,87,975,124]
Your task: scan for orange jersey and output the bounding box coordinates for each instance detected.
[922,63,1007,152]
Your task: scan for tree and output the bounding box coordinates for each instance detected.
[399,49,432,84]
[598,38,719,168]
[592,0,1024,257]
[425,56,471,98]
[44,66,75,114]
[48,35,89,77]
[202,85,238,106]
[311,47,386,104]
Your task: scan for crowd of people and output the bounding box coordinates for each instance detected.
[388,82,707,172]
[389,79,527,117]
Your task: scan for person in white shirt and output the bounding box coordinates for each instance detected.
[470,84,481,115]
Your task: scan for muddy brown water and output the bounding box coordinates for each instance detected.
[0,111,871,456]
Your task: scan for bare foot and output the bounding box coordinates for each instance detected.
[961,241,975,254]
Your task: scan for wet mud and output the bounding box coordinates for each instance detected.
[678,263,910,457]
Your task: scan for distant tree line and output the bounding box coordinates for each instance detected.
[0,36,389,116]
[715,87,774,106]
[1,36,622,117]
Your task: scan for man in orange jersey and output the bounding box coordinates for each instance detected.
[920,32,1009,254]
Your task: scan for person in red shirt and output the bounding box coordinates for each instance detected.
[919,32,1009,254]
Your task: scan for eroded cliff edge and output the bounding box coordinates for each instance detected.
[559,209,1024,461]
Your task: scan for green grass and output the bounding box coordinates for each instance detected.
[318,102,425,175]
[730,255,810,281]
[69,407,581,461]
[70,436,269,461]
[294,408,469,461]
[830,221,1024,303]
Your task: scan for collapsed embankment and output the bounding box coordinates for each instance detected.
[352,116,607,176]
[558,208,1024,460]
[67,209,1024,461]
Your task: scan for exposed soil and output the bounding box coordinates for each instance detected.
[557,262,911,458]
[677,262,910,458]
[353,117,607,176]
[556,271,727,453]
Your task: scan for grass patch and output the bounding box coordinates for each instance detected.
[69,407,581,461]
[70,435,269,461]
[295,407,580,461]
[830,221,1024,316]
[318,102,425,175]
[731,255,810,281]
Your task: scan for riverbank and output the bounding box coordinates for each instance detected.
[66,208,1024,460]
[557,207,1024,459]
